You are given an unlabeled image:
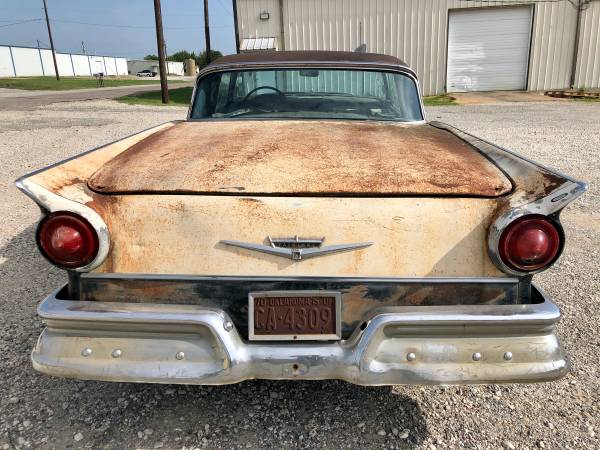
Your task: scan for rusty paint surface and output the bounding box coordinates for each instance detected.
[29,122,177,198]
[21,119,575,279]
[85,193,504,277]
[87,121,512,197]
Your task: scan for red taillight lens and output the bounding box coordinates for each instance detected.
[37,212,99,269]
[499,215,562,271]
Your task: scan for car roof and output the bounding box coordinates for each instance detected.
[202,51,414,75]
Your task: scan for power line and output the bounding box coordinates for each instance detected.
[0,18,42,28]
[49,18,232,30]
[214,0,234,18]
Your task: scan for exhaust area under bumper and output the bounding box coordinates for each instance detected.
[32,285,568,385]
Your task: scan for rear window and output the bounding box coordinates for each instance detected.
[191,68,423,122]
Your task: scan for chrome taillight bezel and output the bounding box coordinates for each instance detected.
[489,211,565,276]
[16,178,110,272]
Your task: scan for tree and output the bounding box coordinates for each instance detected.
[143,50,222,68]
[167,50,197,63]
[197,50,222,68]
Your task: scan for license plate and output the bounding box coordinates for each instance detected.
[248,291,341,341]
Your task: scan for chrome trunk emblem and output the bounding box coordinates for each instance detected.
[220,236,373,261]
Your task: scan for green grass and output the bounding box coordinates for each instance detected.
[423,94,457,106]
[0,76,183,91]
[116,86,193,106]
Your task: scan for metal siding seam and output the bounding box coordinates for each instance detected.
[293,0,299,50]
[417,0,425,91]
[591,3,600,88]
[544,3,556,89]
[580,3,596,87]
[423,0,432,95]
[577,4,587,87]
[556,3,577,87]
[550,6,567,89]
[535,2,548,90]
[438,3,447,95]
[530,3,545,90]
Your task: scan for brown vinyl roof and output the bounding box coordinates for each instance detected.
[204,51,411,72]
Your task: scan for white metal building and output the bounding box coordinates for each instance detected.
[233,0,600,95]
[0,45,128,77]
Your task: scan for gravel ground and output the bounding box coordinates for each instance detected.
[0,99,598,450]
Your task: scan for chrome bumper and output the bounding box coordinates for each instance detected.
[32,285,568,385]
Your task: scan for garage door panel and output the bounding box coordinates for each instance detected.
[447,6,533,92]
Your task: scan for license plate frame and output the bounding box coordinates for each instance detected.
[248,291,342,341]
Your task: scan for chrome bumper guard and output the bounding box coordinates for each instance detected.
[32,285,568,385]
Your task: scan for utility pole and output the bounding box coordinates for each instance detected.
[232,0,240,53]
[204,0,211,65]
[42,0,59,80]
[153,0,169,103]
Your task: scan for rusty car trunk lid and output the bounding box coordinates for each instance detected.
[87,120,512,197]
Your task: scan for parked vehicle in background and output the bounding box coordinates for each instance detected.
[136,69,157,77]
[16,51,586,386]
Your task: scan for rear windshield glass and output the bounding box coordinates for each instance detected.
[191,68,423,122]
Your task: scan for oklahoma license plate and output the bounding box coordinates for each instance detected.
[248,291,341,341]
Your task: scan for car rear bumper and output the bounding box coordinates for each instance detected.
[32,284,568,385]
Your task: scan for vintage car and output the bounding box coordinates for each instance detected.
[17,51,586,385]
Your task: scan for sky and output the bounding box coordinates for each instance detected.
[0,0,237,58]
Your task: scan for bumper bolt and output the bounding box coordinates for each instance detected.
[503,351,513,361]
[406,352,416,362]
[472,352,482,361]
[223,320,234,332]
[81,348,92,357]
[111,349,122,358]
[175,351,185,360]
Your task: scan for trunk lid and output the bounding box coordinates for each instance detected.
[87,120,512,197]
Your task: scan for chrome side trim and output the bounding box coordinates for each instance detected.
[15,178,110,272]
[80,273,521,284]
[31,284,568,385]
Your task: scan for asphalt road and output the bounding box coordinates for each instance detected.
[0,99,598,449]
[0,82,193,111]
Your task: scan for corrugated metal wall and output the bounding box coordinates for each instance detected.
[574,0,600,88]
[237,0,599,95]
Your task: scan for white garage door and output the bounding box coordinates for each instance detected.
[447,6,533,92]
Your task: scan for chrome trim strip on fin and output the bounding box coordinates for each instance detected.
[15,178,110,272]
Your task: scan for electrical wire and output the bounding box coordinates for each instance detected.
[214,0,234,18]
[0,18,42,28]
[50,18,232,30]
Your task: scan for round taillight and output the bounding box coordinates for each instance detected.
[499,215,562,272]
[37,212,99,269]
